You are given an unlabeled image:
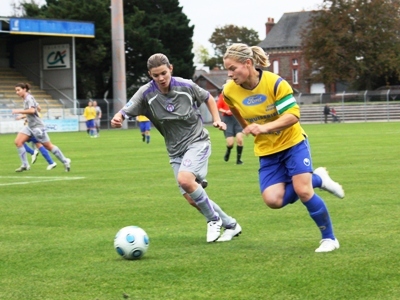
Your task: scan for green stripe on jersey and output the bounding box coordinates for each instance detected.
[276,94,296,114]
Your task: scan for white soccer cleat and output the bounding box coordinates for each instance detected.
[314,167,345,199]
[315,238,340,253]
[31,149,39,164]
[46,162,57,170]
[217,222,242,242]
[15,165,30,172]
[64,158,71,172]
[206,218,222,242]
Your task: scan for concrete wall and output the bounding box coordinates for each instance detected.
[13,36,75,106]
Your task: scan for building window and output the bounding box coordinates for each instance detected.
[292,69,298,84]
[292,59,298,65]
[273,60,279,74]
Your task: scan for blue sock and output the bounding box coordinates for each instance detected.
[303,194,335,240]
[281,174,324,207]
[39,146,54,164]
[24,143,34,155]
[146,135,150,143]
[312,174,322,188]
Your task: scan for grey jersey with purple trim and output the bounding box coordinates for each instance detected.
[121,77,210,158]
[24,94,44,129]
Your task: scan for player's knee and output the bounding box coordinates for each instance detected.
[177,173,194,191]
[262,196,283,209]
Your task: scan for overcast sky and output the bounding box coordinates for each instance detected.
[1,0,322,52]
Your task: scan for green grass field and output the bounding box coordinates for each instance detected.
[0,122,399,300]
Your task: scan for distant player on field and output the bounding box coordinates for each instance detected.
[136,115,151,143]
[12,82,71,172]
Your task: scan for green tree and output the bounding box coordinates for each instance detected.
[193,45,211,64]
[22,0,194,99]
[207,25,261,68]
[301,0,400,91]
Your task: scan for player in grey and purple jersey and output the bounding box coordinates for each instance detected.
[111,53,242,243]
[12,83,71,172]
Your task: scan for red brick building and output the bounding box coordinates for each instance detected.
[258,11,315,94]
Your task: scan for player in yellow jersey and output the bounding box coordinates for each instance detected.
[83,101,97,138]
[136,115,151,143]
[223,43,344,252]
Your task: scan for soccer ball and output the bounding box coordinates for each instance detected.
[114,226,149,260]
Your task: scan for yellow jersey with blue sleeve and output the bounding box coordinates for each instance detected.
[223,70,305,156]
[137,115,150,122]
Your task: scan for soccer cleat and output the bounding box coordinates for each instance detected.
[64,158,71,172]
[195,178,208,189]
[31,149,39,164]
[224,150,230,162]
[315,238,340,253]
[15,165,30,172]
[217,223,242,242]
[201,179,208,189]
[206,218,222,242]
[46,162,57,170]
[313,167,345,199]
[236,160,243,165]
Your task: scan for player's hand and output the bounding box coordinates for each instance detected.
[213,121,226,131]
[243,123,268,136]
[111,115,123,128]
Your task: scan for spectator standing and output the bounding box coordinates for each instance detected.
[324,104,331,123]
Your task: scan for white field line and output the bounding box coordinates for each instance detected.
[0,176,85,186]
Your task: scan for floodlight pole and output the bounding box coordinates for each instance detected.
[111,0,127,129]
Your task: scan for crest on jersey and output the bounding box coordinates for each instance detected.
[166,103,175,112]
[182,159,192,167]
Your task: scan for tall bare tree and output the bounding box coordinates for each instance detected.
[302,0,400,90]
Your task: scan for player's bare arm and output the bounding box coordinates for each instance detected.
[111,112,124,128]
[205,95,226,130]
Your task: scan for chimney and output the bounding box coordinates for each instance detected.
[265,17,275,36]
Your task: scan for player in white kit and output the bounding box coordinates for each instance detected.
[111,53,242,243]
[12,83,71,172]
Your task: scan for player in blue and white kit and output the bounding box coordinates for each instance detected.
[111,53,242,243]
[12,83,71,172]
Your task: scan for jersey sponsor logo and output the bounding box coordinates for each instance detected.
[242,94,267,106]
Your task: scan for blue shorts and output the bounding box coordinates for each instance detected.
[86,119,95,128]
[27,136,39,143]
[139,121,151,132]
[259,139,313,193]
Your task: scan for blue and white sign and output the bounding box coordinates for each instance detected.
[10,18,95,38]
[43,118,79,132]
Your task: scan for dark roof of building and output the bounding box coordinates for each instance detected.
[258,11,314,50]
[193,69,228,90]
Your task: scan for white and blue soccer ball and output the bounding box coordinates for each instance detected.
[114,226,149,260]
